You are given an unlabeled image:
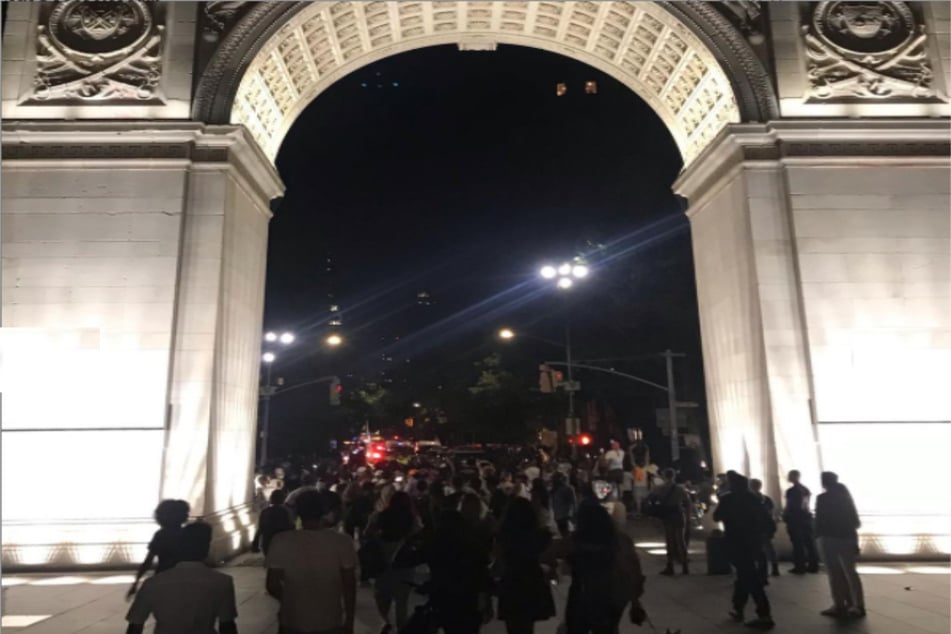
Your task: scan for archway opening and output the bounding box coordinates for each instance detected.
[259,42,708,471]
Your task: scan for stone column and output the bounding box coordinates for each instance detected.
[1,122,282,568]
[676,120,951,555]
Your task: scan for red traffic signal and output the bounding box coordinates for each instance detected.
[577,433,593,447]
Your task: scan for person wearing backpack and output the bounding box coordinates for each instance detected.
[646,468,690,576]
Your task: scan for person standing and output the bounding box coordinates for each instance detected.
[562,501,645,634]
[427,510,493,634]
[649,468,690,576]
[126,522,238,634]
[713,472,774,630]
[602,441,625,489]
[365,491,421,634]
[496,498,556,634]
[783,470,819,574]
[815,472,865,619]
[550,472,577,537]
[253,489,295,556]
[266,490,357,634]
[749,479,780,581]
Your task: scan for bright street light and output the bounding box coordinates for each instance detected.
[540,265,557,279]
[498,328,515,340]
[557,263,572,276]
[572,264,589,278]
[264,332,278,342]
[326,334,343,347]
[557,277,574,289]
[262,352,276,363]
[279,332,295,344]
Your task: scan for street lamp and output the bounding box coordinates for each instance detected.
[326,334,343,347]
[498,328,515,340]
[259,331,294,468]
[538,259,591,443]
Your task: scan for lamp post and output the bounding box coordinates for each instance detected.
[540,261,587,435]
[259,331,294,468]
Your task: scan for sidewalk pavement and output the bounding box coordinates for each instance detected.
[2,543,948,633]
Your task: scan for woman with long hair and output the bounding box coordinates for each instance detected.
[496,497,556,634]
[366,491,421,633]
[564,501,644,634]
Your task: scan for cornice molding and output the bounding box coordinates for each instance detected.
[1,121,285,202]
[675,119,951,204]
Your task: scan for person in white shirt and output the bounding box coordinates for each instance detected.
[267,490,358,634]
[126,521,238,634]
[603,440,626,488]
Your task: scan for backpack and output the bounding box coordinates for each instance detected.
[644,484,678,519]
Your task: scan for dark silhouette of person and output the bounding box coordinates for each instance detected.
[496,497,556,634]
[253,488,295,555]
[426,510,493,634]
[783,470,819,574]
[128,499,190,599]
[750,478,780,582]
[365,491,421,633]
[126,521,238,634]
[563,501,645,634]
[713,471,774,630]
[815,471,865,618]
[652,468,690,575]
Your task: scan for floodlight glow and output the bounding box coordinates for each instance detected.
[264,332,278,342]
[646,549,667,555]
[540,265,557,279]
[279,332,295,344]
[558,263,572,275]
[634,542,666,549]
[1,577,30,587]
[31,576,89,586]
[262,352,276,363]
[1,617,52,628]
[855,566,902,575]
[572,265,589,278]
[498,328,515,340]
[906,566,951,575]
[90,575,136,585]
[557,277,573,289]
[326,334,343,347]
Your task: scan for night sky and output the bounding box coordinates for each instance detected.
[264,45,704,458]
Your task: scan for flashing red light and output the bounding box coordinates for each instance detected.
[335,384,343,393]
[578,433,593,447]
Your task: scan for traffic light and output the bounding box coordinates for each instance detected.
[539,364,554,393]
[577,433,593,447]
[552,370,565,389]
[329,376,342,405]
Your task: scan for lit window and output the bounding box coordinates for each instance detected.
[585,81,598,94]
[330,305,339,312]
[556,83,567,96]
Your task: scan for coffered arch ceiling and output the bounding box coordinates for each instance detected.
[195,1,777,166]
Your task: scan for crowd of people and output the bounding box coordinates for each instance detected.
[124,443,866,634]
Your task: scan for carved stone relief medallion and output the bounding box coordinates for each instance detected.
[31,1,165,103]
[803,1,936,100]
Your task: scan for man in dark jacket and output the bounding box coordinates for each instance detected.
[815,471,865,618]
[783,470,819,574]
[713,471,774,630]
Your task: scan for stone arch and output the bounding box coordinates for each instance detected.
[193,1,777,165]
